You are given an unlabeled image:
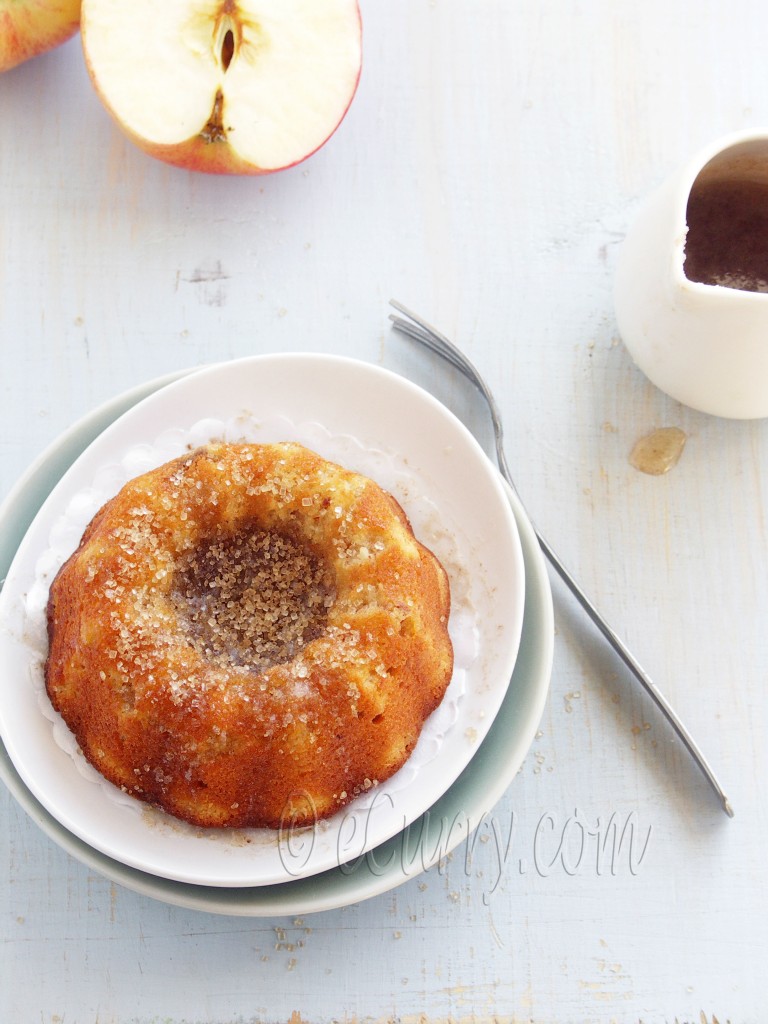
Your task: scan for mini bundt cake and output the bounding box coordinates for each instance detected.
[45,441,453,829]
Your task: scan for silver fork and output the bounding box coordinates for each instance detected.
[389,299,733,818]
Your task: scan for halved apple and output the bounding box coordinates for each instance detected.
[0,0,81,72]
[81,0,363,174]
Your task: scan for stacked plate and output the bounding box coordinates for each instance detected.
[0,355,552,916]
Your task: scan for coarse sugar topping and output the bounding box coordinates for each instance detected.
[169,523,336,674]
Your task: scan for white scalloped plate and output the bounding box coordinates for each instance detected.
[0,355,525,888]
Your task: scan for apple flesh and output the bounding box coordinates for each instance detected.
[0,0,80,72]
[81,0,362,174]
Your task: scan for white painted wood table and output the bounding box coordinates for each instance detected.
[1,1,765,1021]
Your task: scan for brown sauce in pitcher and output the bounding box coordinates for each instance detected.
[684,178,768,291]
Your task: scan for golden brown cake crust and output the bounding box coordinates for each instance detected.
[45,442,453,829]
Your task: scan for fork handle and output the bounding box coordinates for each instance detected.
[530,518,734,817]
[389,300,733,818]
[496,434,734,818]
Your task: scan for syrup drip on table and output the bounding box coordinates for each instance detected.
[629,427,687,476]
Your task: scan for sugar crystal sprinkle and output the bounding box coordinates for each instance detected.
[170,524,336,674]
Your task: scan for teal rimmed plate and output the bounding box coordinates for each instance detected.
[0,363,552,915]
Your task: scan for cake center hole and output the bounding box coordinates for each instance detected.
[171,525,335,673]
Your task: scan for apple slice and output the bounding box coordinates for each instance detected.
[81,0,362,174]
[0,0,81,72]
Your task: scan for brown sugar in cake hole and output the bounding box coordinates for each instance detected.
[170,524,336,674]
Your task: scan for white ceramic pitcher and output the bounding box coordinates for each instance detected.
[615,129,768,419]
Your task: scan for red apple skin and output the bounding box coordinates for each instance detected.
[0,0,81,72]
[82,3,362,176]
[138,135,272,176]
